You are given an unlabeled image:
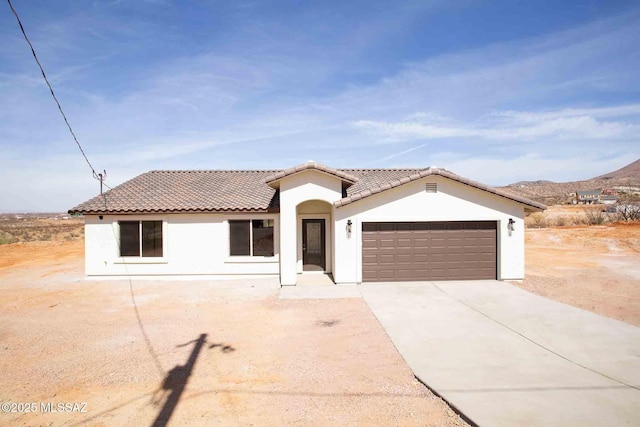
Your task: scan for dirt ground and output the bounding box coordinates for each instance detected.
[0,215,84,244]
[1,214,639,426]
[0,240,466,427]
[518,220,640,326]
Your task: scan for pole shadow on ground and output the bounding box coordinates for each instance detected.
[150,333,235,427]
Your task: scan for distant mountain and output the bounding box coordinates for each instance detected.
[593,159,640,180]
[509,179,556,187]
[498,158,640,205]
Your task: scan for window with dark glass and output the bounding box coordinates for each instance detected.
[252,219,274,256]
[229,219,274,256]
[119,221,163,257]
[119,221,140,256]
[229,220,251,256]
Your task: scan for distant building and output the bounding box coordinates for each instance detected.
[575,190,618,205]
[599,195,618,205]
[576,190,601,204]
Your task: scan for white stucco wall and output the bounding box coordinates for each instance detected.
[277,170,342,285]
[84,213,279,277]
[83,172,530,283]
[333,176,527,284]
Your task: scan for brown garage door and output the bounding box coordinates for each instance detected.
[362,221,497,282]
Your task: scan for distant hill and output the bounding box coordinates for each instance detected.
[498,158,640,205]
[593,159,640,180]
[509,179,555,187]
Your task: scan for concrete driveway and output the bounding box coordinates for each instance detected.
[360,280,640,427]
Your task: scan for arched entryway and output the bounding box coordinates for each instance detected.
[296,200,332,274]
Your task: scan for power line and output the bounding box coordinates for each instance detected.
[7,2,163,380]
[7,0,99,179]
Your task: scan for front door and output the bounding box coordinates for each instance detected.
[302,219,325,271]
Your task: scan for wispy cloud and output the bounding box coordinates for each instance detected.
[352,104,640,143]
[367,142,430,165]
[0,2,639,210]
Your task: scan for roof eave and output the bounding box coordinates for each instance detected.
[71,208,280,215]
[334,168,547,211]
[264,162,358,188]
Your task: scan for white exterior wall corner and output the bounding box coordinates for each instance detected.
[84,213,279,277]
[277,170,343,285]
[333,176,527,284]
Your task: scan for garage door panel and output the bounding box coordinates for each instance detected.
[395,254,412,263]
[377,269,395,279]
[396,238,413,247]
[413,254,429,263]
[362,221,496,282]
[380,239,396,247]
[413,239,429,248]
[396,269,415,280]
[362,239,379,248]
[379,224,396,232]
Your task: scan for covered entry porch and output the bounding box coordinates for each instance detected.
[294,200,334,285]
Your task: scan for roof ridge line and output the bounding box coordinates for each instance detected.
[339,167,432,171]
[334,168,546,211]
[147,169,284,173]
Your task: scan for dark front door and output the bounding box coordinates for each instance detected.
[302,219,325,271]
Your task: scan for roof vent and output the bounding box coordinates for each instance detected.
[425,183,437,193]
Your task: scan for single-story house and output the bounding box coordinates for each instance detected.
[69,161,546,285]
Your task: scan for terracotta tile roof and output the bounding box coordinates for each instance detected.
[340,168,427,194]
[264,161,358,186]
[69,165,546,214]
[69,170,280,214]
[334,168,547,211]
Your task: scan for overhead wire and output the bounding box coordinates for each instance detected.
[7,0,163,379]
[6,0,99,179]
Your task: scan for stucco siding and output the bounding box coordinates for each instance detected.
[277,170,342,285]
[333,176,526,284]
[84,213,279,276]
[82,171,530,283]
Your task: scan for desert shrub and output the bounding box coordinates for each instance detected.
[583,207,607,225]
[527,213,547,228]
[65,232,81,241]
[617,204,640,221]
[0,231,17,245]
[570,215,586,226]
[554,216,567,227]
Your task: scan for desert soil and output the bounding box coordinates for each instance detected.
[519,220,640,326]
[1,215,639,426]
[0,240,466,427]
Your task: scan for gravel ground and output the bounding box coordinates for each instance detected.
[0,241,467,426]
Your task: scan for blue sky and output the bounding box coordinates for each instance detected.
[1,0,639,212]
